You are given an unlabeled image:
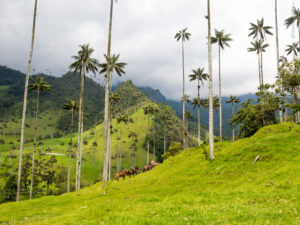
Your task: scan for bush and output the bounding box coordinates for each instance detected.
[3,175,17,202]
[0,139,5,144]
[93,142,97,147]
[162,142,183,160]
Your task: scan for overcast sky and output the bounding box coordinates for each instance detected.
[0,0,298,100]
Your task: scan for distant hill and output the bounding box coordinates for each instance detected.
[140,86,256,138]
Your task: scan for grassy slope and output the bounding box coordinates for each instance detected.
[0,105,152,192]
[0,123,299,224]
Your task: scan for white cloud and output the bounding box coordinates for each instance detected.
[0,0,298,100]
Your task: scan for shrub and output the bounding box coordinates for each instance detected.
[0,139,5,144]
[162,142,183,160]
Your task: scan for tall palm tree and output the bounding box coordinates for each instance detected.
[211,29,232,141]
[69,44,99,191]
[189,68,208,145]
[174,28,191,149]
[99,54,126,181]
[248,18,273,87]
[16,0,38,202]
[63,99,79,193]
[102,0,119,191]
[143,103,159,164]
[29,75,51,199]
[225,96,240,142]
[249,18,273,41]
[248,40,270,86]
[285,6,300,47]
[285,42,300,58]
[128,131,137,168]
[275,0,283,123]
[207,0,214,159]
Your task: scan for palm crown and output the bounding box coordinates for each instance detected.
[29,75,51,94]
[248,40,269,54]
[211,29,233,49]
[248,18,273,40]
[189,68,208,84]
[143,103,159,116]
[69,44,99,75]
[285,42,300,56]
[226,96,240,104]
[174,28,191,42]
[285,7,300,28]
[99,54,127,77]
[63,99,79,112]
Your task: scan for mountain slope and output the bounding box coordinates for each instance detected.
[0,123,298,224]
[140,86,257,138]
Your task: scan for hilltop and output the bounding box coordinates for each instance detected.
[0,123,298,224]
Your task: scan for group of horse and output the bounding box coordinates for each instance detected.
[115,162,159,181]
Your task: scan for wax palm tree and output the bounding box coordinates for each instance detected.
[211,29,232,141]
[189,68,208,145]
[207,0,214,159]
[249,18,273,41]
[160,113,171,155]
[69,44,99,191]
[63,99,79,193]
[203,96,219,112]
[143,103,159,164]
[102,0,119,191]
[17,0,38,202]
[29,75,51,199]
[100,55,126,181]
[248,40,270,86]
[225,96,240,142]
[285,6,300,46]
[275,0,283,123]
[285,42,300,58]
[175,28,191,149]
[279,55,288,64]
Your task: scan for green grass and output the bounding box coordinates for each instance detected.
[0,106,152,193]
[0,122,299,224]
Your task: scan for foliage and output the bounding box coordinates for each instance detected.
[162,142,183,160]
[232,85,280,137]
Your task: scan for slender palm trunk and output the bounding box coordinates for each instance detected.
[207,0,214,160]
[76,64,85,191]
[197,80,201,146]
[103,0,114,191]
[218,46,223,141]
[181,39,186,149]
[147,114,150,164]
[232,103,235,142]
[258,54,262,86]
[117,123,120,171]
[119,124,122,171]
[67,109,74,193]
[108,72,113,181]
[163,129,166,155]
[153,135,156,160]
[30,87,40,199]
[17,0,38,202]
[275,0,283,123]
[260,52,264,85]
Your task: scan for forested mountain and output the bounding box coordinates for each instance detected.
[140,86,256,137]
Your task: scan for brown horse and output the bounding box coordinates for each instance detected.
[143,164,151,172]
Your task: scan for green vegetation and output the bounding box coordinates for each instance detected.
[0,123,298,224]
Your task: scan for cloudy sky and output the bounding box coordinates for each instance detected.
[0,0,298,100]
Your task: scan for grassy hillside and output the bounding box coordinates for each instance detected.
[0,123,298,224]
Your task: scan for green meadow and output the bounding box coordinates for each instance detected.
[0,122,299,224]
